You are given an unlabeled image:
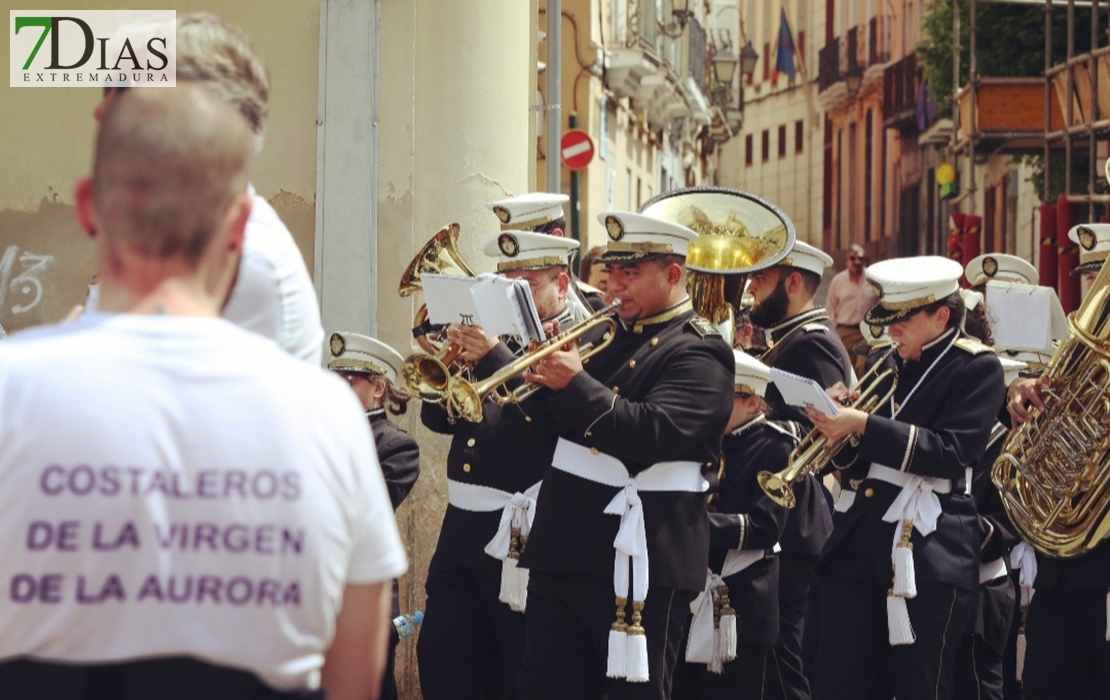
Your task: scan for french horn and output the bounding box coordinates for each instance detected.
[639,187,797,343]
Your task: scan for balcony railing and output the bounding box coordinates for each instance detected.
[818,37,842,92]
[687,17,708,97]
[882,54,918,129]
[818,17,893,95]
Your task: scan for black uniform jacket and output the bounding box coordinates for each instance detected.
[368,409,421,510]
[520,301,735,593]
[710,416,793,645]
[760,307,847,556]
[421,337,561,572]
[818,328,1006,592]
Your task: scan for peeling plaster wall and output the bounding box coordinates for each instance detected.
[0,0,318,333]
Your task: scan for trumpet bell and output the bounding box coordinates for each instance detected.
[756,470,797,509]
[399,223,477,298]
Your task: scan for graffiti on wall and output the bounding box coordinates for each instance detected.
[0,245,52,315]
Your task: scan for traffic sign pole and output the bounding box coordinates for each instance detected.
[569,113,580,242]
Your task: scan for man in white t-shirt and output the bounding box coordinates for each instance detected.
[88,12,324,364]
[0,85,406,700]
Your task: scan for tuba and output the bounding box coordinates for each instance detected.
[397,224,479,400]
[758,348,898,508]
[639,187,797,343]
[991,254,1110,558]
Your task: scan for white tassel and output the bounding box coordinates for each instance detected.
[498,557,529,612]
[717,612,737,663]
[886,593,916,646]
[624,600,650,683]
[1016,631,1027,681]
[607,628,628,678]
[891,520,917,598]
[625,632,650,682]
[892,546,917,598]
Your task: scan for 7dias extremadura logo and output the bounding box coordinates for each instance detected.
[9,10,176,88]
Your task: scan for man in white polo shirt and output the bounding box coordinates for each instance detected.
[0,85,405,700]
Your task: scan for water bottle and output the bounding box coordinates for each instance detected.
[392,610,424,642]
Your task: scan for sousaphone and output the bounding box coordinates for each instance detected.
[639,187,797,343]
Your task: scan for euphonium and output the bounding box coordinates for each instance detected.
[438,300,621,423]
[991,254,1110,559]
[398,224,479,401]
[758,348,898,508]
[640,187,796,343]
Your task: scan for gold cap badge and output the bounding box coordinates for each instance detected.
[1078,226,1097,251]
[982,256,998,277]
[605,215,624,241]
[493,206,511,224]
[498,233,520,257]
[329,333,345,357]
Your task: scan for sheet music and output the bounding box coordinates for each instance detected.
[420,273,482,325]
[986,281,1068,353]
[470,276,546,344]
[770,368,841,417]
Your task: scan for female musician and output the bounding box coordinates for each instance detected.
[327,331,420,700]
[805,256,1006,700]
[673,350,790,698]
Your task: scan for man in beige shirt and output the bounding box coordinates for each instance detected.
[825,244,878,375]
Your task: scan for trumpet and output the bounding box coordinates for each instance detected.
[757,348,898,508]
[436,300,621,423]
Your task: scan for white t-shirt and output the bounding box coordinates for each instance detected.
[0,314,407,691]
[222,193,325,365]
[87,193,325,365]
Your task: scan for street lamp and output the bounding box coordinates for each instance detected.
[845,64,863,96]
[712,46,738,90]
[739,41,759,80]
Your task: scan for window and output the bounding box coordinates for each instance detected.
[763,42,770,81]
[795,120,804,154]
[778,125,787,158]
[745,134,753,166]
[761,130,770,162]
[798,31,806,64]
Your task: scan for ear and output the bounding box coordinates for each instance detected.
[665,261,683,285]
[785,270,803,295]
[223,191,253,253]
[74,178,98,237]
[935,304,951,329]
[550,227,565,238]
[556,270,571,295]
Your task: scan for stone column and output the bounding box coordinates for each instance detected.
[377,2,532,697]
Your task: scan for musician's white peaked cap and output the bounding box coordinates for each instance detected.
[782,240,834,276]
[486,193,569,230]
[733,350,771,397]
[859,319,891,346]
[965,253,1038,286]
[1068,223,1110,275]
[482,230,579,272]
[596,211,699,262]
[864,256,964,325]
[327,332,404,384]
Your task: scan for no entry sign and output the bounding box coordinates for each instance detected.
[560,129,595,170]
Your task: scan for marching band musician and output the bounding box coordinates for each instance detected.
[327,332,420,700]
[953,254,1038,700]
[517,211,734,700]
[747,240,846,700]
[807,256,1005,700]
[672,350,791,699]
[1004,223,1110,700]
[415,231,583,700]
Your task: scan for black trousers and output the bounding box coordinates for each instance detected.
[416,567,526,700]
[0,658,322,700]
[672,644,775,699]
[811,579,977,700]
[953,575,1015,700]
[999,569,1025,700]
[517,571,696,700]
[1022,586,1110,700]
[769,552,817,700]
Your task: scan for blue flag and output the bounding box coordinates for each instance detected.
[772,9,797,81]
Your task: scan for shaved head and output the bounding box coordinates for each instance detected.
[93,83,254,264]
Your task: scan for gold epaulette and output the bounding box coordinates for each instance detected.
[954,337,995,355]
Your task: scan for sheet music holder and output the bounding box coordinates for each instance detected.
[420,273,482,326]
[769,368,841,417]
[420,272,546,345]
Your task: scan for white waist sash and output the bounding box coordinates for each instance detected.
[1009,541,1037,606]
[552,438,708,602]
[447,479,542,561]
[979,557,1008,584]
